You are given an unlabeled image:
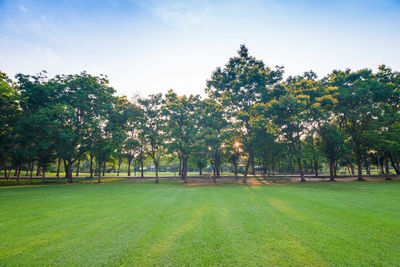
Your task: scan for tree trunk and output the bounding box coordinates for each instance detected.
[215,153,220,178]
[364,158,370,175]
[30,162,33,181]
[356,156,364,180]
[385,155,392,180]
[243,153,251,183]
[76,158,81,177]
[141,160,144,178]
[117,157,122,176]
[42,166,46,184]
[65,159,73,183]
[155,161,159,183]
[289,158,294,174]
[314,157,319,177]
[102,161,106,177]
[56,158,61,179]
[355,144,365,181]
[178,155,182,177]
[25,162,31,176]
[350,164,355,175]
[36,164,40,177]
[213,171,216,184]
[134,159,137,177]
[329,160,336,182]
[90,155,94,178]
[334,160,338,178]
[346,157,355,175]
[297,157,306,182]
[7,163,13,180]
[182,157,188,183]
[234,160,238,179]
[98,161,102,183]
[127,157,132,176]
[272,160,276,183]
[16,165,21,181]
[3,161,7,179]
[389,154,400,174]
[250,153,255,176]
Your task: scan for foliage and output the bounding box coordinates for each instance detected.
[1,46,400,181]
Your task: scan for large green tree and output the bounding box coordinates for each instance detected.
[328,67,399,180]
[318,124,345,182]
[263,73,336,182]
[198,98,228,181]
[122,101,143,177]
[138,94,165,183]
[164,90,201,183]
[206,45,283,182]
[0,72,20,178]
[15,72,60,179]
[52,72,116,182]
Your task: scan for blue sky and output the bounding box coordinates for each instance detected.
[1,0,400,97]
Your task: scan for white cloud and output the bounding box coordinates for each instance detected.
[29,21,41,32]
[18,5,27,13]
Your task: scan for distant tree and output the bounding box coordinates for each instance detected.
[365,65,400,179]
[223,129,242,178]
[253,126,278,179]
[328,67,399,180]
[164,90,201,183]
[198,98,228,181]
[264,73,337,182]
[123,101,143,177]
[138,94,165,183]
[318,124,345,181]
[0,72,20,178]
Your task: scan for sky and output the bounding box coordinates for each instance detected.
[1,0,400,97]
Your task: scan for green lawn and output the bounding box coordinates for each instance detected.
[1,181,399,266]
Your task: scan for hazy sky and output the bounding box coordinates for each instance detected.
[1,0,400,97]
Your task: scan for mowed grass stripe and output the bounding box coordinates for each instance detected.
[0,181,399,266]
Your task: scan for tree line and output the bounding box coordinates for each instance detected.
[1,45,399,183]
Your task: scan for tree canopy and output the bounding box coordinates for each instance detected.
[1,45,399,183]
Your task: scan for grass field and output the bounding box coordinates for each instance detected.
[1,181,399,266]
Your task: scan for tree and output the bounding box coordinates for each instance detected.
[138,94,165,183]
[122,101,143,177]
[164,90,201,183]
[371,65,400,179]
[198,98,228,181]
[253,126,278,179]
[263,73,337,182]
[223,129,242,178]
[52,72,116,182]
[328,67,399,181]
[0,72,20,178]
[318,124,345,181]
[15,72,59,180]
[190,138,208,176]
[206,45,283,182]
[95,96,131,181]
